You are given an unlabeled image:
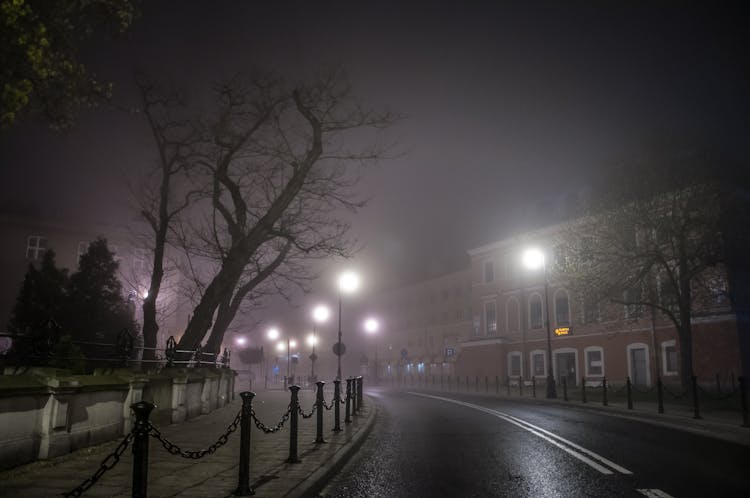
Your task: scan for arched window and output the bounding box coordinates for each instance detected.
[555,289,570,326]
[506,296,520,332]
[483,260,494,283]
[529,294,543,329]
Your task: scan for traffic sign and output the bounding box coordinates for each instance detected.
[333,342,346,356]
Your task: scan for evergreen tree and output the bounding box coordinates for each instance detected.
[65,238,137,346]
[8,249,68,335]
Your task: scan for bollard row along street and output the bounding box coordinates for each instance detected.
[0,380,374,498]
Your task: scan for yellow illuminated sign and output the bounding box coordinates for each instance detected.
[554,327,571,336]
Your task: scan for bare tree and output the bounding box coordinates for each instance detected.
[558,149,729,389]
[171,71,398,356]
[130,74,203,362]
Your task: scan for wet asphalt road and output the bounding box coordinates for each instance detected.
[318,388,750,498]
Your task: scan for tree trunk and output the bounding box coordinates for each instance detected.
[141,298,158,364]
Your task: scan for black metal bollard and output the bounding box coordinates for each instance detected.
[532,376,536,398]
[441,375,444,390]
[485,376,488,393]
[507,378,511,396]
[739,376,749,427]
[475,375,479,392]
[131,401,154,498]
[351,377,358,414]
[495,375,499,395]
[235,392,255,496]
[581,377,587,403]
[519,376,524,397]
[657,376,664,414]
[332,380,342,432]
[562,377,568,401]
[358,376,364,409]
[315,382,326,444]
[466,376,469,392]
[602,377,608,406]
[626,377,633,410]
[692,375,702,419]
[286,385,301,463]
[345,378,352,424]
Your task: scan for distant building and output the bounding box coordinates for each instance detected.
[366,269,472,382]
[0,213,187,352]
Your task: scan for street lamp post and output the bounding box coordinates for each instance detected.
[335,271,360,380]
[267,327,280,387]
[523,248,557,399]
[364,317,379,384]
[310,305,330,384]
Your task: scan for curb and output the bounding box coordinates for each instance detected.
[285,396,378,498]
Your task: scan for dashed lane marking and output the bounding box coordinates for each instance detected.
[637,489,675,498]
[409,392,633,476]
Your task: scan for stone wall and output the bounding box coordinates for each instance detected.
[0,367,236,470]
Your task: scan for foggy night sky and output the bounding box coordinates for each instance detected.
[1,1,748,298]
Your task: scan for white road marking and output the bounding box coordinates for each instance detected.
[637,489,676,498]
[409,392,633,476]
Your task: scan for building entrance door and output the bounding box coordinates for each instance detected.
[630,347,648,386]
[555,352,577,388]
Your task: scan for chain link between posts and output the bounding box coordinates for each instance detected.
[630,383,657,394]
[298,404,317,419]
[696,383,739,401]
[251,405,292,433]
[63,431,134,497]
[148,409,241,459]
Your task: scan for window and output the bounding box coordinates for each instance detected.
[662,340,678,375]
[707,276,728,305]
[483,260,494,283]
[582,293,599,324]
[26,235,47,260]
[508,352,522,377]
[555,290,570,326]
[585,347,604,376]
[624,286,643,319]
[554,246,567,268]
[484,301,497,336]
[529,294,543,329]
[657,275,678,314]
[530,351,545,377]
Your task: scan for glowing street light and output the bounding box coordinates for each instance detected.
[267,327,280,341]
[363,317,380,383]
[309,304,329,382]
[235,336,247,347]
[522,247,557,399]
[335,271,360,380]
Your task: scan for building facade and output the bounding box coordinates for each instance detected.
[460,226,741,388]
[366,269,473,382]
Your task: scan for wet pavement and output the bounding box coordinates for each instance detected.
[0,387,375,498]
[320,387,750,498]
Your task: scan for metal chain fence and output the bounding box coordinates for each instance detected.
[63,431,134,497]
[148,410,242,459]
[251,406,292,434]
